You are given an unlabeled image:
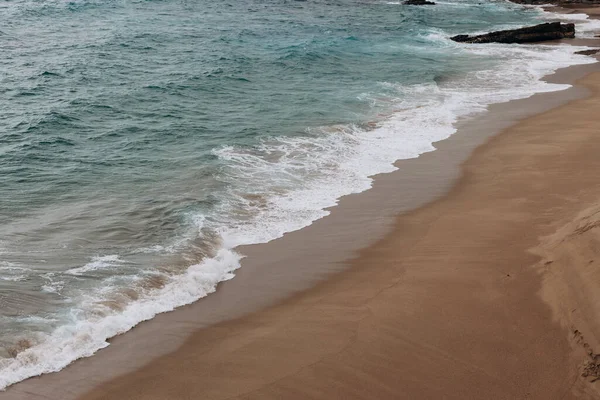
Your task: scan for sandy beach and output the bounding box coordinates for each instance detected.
[71,54,600,400]
[3,6,600,400]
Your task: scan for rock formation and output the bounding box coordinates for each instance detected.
[451,22,575,44]
[403,0,436,5]
[575,49,600,55]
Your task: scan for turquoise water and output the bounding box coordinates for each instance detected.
[0,0,597,388]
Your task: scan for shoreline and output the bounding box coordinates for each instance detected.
[3,6,600,400]
[75,67,600,399]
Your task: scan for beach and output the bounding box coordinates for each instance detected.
[55,62,600,399]
[72,65,600,400]
[3,3,600,400]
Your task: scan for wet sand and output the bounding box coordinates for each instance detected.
[4,11,600,400]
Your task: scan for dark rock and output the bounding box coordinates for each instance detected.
[575,48,600,55]
[450,22,575,44]
[403,0,435,5]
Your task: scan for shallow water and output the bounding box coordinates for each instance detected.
[0,0,598,389]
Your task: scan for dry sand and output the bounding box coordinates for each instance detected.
[73,71,600,399]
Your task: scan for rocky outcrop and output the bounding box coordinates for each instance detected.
[403,0,435,5]
[450,22,575,44]
[575,48,600,55]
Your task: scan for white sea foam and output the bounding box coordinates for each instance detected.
[0,248,240,390]
[41,273,65,294]
[0,276,26,282]
[1,10,599,394]
[65,254,122,275]
[0,263,27,282]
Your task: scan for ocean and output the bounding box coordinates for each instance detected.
[0,0,598,389]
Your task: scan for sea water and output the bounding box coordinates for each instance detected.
[0,0,598,389]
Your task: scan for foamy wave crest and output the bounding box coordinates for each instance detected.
[0,248,241,390]
[209,42,596,253]
[0,262,27,282]
[65,255,122,275]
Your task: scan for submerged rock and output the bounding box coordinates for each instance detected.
[403,0,436,5]
[575,48,600,55]
[451,22,575,44]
